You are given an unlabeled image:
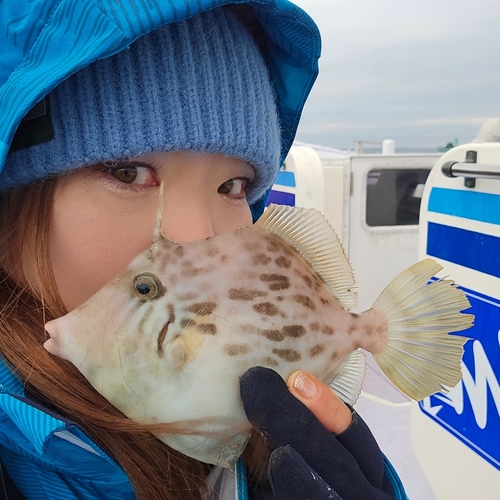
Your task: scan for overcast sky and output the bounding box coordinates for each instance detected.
[291,0,500,151]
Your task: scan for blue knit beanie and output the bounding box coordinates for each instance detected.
[3,8,280,204]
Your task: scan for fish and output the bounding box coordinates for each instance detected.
[44,201,473,469]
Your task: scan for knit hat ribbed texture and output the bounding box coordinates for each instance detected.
[3,8,281,204]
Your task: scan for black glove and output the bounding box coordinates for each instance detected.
[240,367,394,500]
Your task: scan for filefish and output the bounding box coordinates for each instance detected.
[44,202,473,469]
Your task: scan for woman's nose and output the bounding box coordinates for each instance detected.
[160,197,216,243]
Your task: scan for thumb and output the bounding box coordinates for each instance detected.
[287,371,352,434]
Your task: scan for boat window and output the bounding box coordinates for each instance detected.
[366,169,431,226]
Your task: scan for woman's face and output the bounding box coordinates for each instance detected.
[49,151,255,311]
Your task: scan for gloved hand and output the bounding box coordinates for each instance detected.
[240,367,394,500]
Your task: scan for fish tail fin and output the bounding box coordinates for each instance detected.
[371,258,473,400]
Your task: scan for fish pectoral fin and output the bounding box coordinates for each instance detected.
[329,350,366,406]
[371,258,473,401]
[165,316,206,368]
[255,204,357,310]
[163,342,186,369]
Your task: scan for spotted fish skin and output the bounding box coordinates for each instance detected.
[44,204,472,469]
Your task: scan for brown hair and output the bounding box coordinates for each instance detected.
[0,179,210,499]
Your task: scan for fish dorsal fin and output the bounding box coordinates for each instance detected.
[255,204,357,310]
[329,350,366,405]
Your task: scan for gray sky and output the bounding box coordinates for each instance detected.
[291,0,500,151]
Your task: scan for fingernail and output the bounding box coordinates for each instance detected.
[293,371,317,399]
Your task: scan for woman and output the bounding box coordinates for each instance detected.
[0,1,406,498]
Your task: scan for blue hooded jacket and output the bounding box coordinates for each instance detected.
[0,1,407,498]
[0,0,321,219]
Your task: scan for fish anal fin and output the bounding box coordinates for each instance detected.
[328,350,366,406]
[255,204,357,310]
[371,258,473,400]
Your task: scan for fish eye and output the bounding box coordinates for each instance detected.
[133,273,162,299]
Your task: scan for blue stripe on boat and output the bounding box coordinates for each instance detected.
[267,190,295,206]
[274,170,296,187]
[427,222,500,277]
[428,187,500,225]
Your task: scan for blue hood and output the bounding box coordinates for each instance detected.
[0,0,320,206]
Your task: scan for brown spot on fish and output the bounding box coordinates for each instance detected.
[168,273,179,286]
[228,288,268,301]
[252,253,272,266]
[199,323,217,335]
[300,274,313,288]
[276,296,284,302]
[265,238,281,253]
[174,246,185,257]
[182,267,200,277]
[177,292,200,301]
[244,241,260,251]
[363,324,375,336]
[207,246,219,257]
[262,329,284,342]
[183,266,215,277]
[221,254,228,263]
[136,303,155,331]
[168,304,175,322]
[185,302,217,315]
[268,283,290,291]
[253,302,280,316]
[310,344,325,357]
[180,318,191,328]
[309,322,320,332]
[282,325,306,338]
[331,351,339,360]
[224,344,252,356]
[181,260,193,267]
[275,256,292,268]
[260,273,290,291]
[293,294,316,310]
[320,298,330,305]
[322,326,335,336]
[260,356,279,367]
[272,348,301,362]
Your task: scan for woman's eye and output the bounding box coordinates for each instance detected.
[107,163,157,186]
[218,178,248,197]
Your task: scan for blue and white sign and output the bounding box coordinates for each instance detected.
[419,287,500,470]
[267,170,296,207]
[420,185,500,470]
[414,146,500,497]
